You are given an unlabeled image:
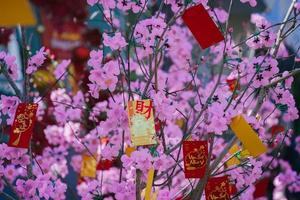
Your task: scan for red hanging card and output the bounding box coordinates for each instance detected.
[97,159,114,170]
[183,140,208,178]
[253,177,269,199]
[8,103,38,148]
[205,176,230,200]
[182,4,224,49]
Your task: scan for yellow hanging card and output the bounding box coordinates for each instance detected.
[230,115,267,157]
[125,146,136,157]
[145,167,155,200]
[80,155,97,178]
[226,144,240,167]
[0,0,36,27]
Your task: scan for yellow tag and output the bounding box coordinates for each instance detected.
[230,115,267,157]
[226,144,241,167]
[240,149,250,158]
[80,155,97,178]
[0,0,36,27]
[175,118,185,128]
[145,167,155,200]
[151,191,158,200]
[128,100,157,146]
[125,146,136,157]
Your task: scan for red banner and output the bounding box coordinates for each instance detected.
[8,103,38,148]
[183,140,208,178]
[182,4,224,49]
[205,176,230,200]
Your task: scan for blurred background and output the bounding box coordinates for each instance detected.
[0,0,300,199]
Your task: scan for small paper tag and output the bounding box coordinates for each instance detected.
[230,115,267,157]
[8,103,38,148]
[145,167,155,200]
[125,146,136,157]
[80,155,97,178]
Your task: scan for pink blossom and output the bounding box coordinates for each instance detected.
[54,59,71,80]
[0,51,18,80]
[26,47,47,74]
[103,32,127,50]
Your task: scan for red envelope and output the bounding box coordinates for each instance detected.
[8,103,38,148]
[97,159,114,170]
[270,125,285,136]
[183,140,208,178]
[205,176,230,200]
[182,4,224,49]
[253,177,269,199]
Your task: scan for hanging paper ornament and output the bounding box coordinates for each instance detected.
[183,140,208,178]
[80,154,97,178]
[125,146,136,157]
[127,99,157,146]
[230,115,267,157]
[182,4,224,49]
[0,0,36,27]
[96,159,113,170]
[253,177,270,199]
[8,103,38,148]
[145,167,155,200]
[226,144,250,167]
[270,125,285,136]
[205,176,230,200]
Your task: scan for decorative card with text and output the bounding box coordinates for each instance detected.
[128,99,157,146]
[183,140,208,178]
[205,176,230,200]
[8,103,38,148]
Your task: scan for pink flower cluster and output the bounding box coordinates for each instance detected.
[0,51,18,80]
[26,47,47,74]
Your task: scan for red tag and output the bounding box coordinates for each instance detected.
[182,4,224,49]
[97,159,114,170]
[270,125,285,136]
[8,103,38,148]
[183,140,208,178]
[226,79,240,92]
[229,184,237,196]
[253,177,269,199]
[205,176,230,200]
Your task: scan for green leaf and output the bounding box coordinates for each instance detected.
[93,195,103,200]
[276,103,288,112]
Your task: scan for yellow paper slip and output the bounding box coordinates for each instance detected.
[125,146,136,157]
[227,144,251,167]
[226,144,240,167]
[80,155,97,178]
[230,115,267,157]
[128,100,157,146]
[0,0,36,27]
[145,168,155,200]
